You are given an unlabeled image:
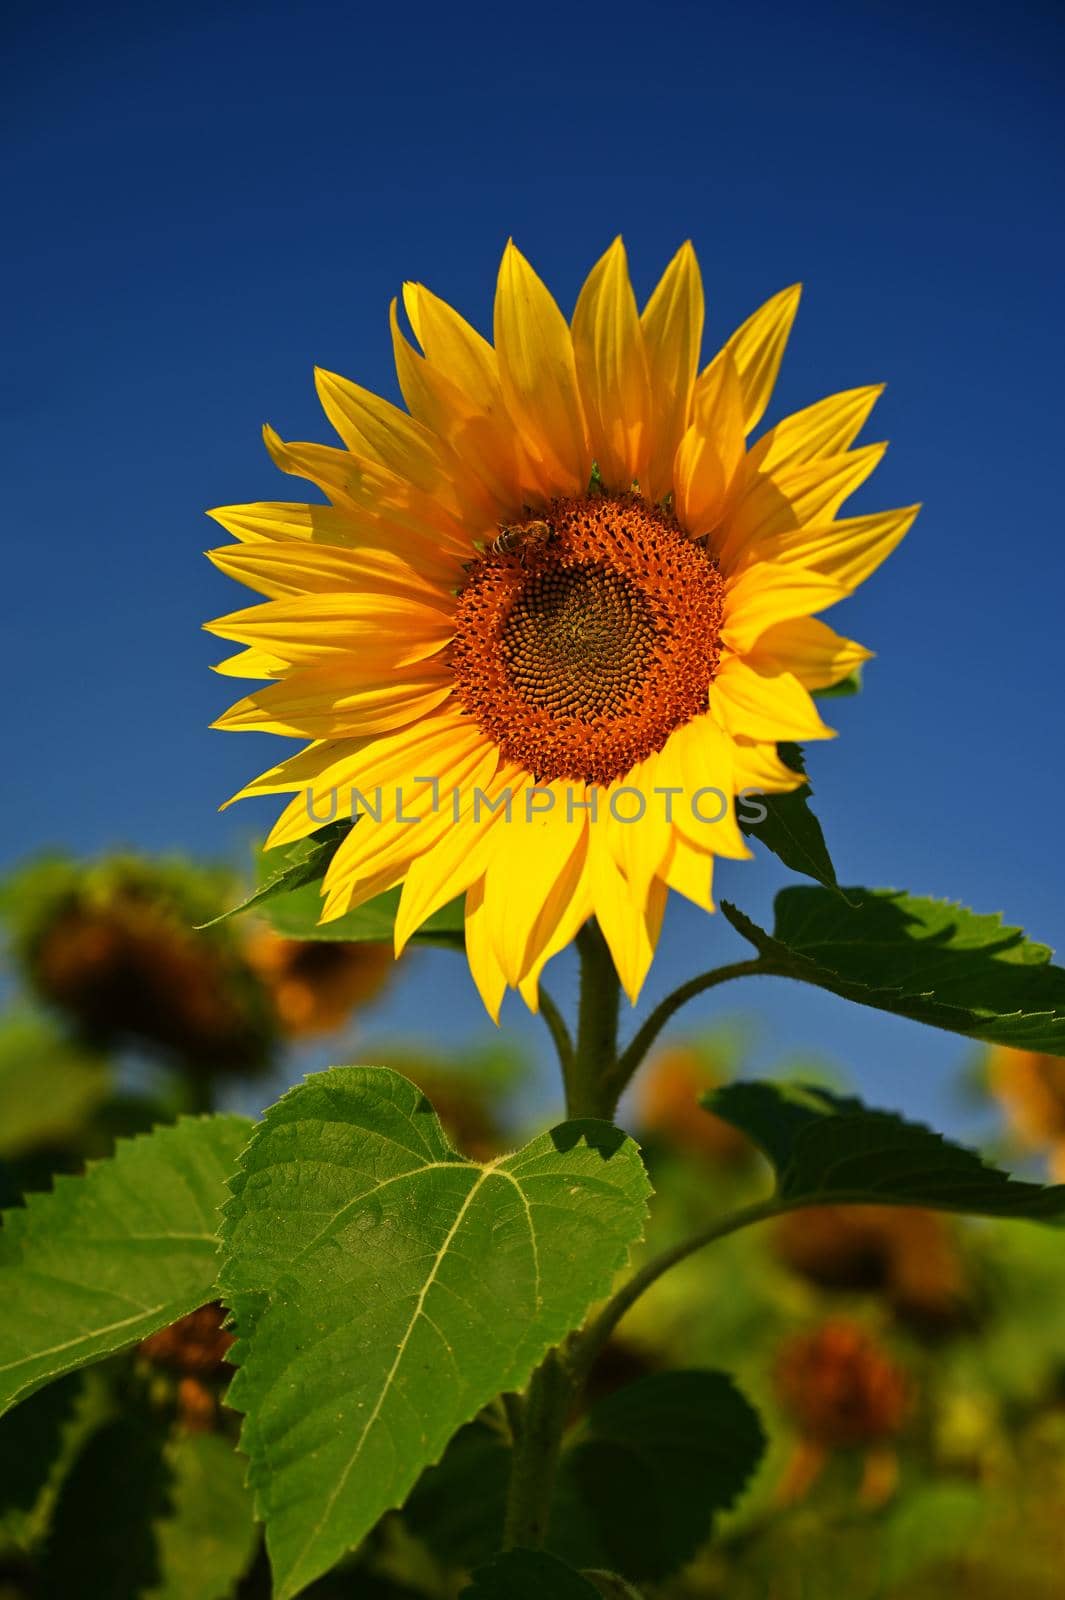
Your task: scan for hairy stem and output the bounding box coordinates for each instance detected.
[501,1347,577,1550]
[566,922,622,1119]
[537,983,575,1086]
[572,1197,785,1380]
[609,958,773,1099]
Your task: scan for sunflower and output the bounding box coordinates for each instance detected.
[206,240,916,1017]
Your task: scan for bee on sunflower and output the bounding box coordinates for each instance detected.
[206,240,916,1016]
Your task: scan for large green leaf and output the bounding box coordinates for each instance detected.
[460,1550,607,1598]
[722,886,1065,1053]
[738,745,840,892]
[220,1067,651,1600]
[706,1081,1065,1218]
[549,1371,765,1580]
[0,1115,251,1415]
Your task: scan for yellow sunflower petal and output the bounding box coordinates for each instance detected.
[394,766,523,954]
[482,780,589,985]
[389,301,519,515]
[320,741,499,905]
[731,738,808,794]
[603,752,677,910]
[673,352,745,535]
[210,645,288,679]
[263,426,474,557]
[571,237,651,492]
[754,504,919,591]
[260,710,484,849]
[207,501,357,546]
[494,240,590,496]
[746,616,873,690]
[640,241,704,502]
[719,442,887,569]
[314,367,453,497]
[586,829,660,1005]
[203,591,452,668]
[212,670,451,739]
[206,541,449,603]
[695,284,801,434]
[516,858,595,1009]
[402,281,500,404]
[464,877,507,1023]
[721,563,849,654]
[747,385,884,475]
[660,717,752,860]
[711,655,835,743]
[659,832,715,912]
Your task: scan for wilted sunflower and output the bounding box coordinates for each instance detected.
[206,240,916,1015]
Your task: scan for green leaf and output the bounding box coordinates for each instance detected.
[722,885,1065,1054]
[145,1432,258,1600]
[738,744,840,892]
[203,825,465,947]
[0,1370,112,1554]
[39,1407,173,1597]
[813,663,863,698]
[263,880,465,947]
[705,1080,1065,1217]
[0,1114,252,1415]
[220,1067,651,1600]
[549,1371,765,1580]
[582,1575,646,1600]
[461,1550,606,1598]
[0,1015,110,1160]
[197,823,352,928]
[38,1409,256,1600]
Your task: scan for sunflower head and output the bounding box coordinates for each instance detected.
[4,854,277,1074]
[774,1320,912,1450]
[207,239,916,1016]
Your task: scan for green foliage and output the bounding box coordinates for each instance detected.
[264,880,464,945]
[0,1115,251,1414]
[37,1406,255,1600]
[408,1371,764,1582]
[0,1370,113,1554]
[739,744,840,892]
[0,1013,110,1159]
[144,1431,258,1600]
[205,824,465,946]
[220,1067,651,1600]
[549,1371,765,1580]
[706,1080,1065,1217]
[460,1549,608,1597]
[197,823,352,928]
[723,886,1065,1052]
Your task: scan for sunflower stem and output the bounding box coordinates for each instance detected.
[607,957,772,1101]
[501,1346,577,1551]
[537,983,576,1087]
[567,922,622,1120]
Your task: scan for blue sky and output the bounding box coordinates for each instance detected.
[5,0,1064,1132]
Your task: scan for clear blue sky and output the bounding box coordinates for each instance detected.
[5,0,1063,1132]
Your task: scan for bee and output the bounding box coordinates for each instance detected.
[489,518,555,563]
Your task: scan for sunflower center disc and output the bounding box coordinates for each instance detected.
[450,494,725,785]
